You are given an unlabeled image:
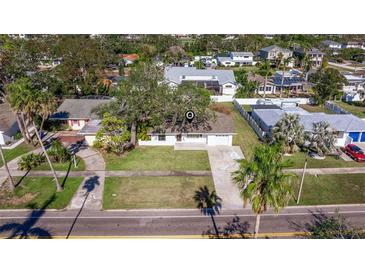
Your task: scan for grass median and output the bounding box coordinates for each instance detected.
[103,176,215,209]
[0,176,83,209]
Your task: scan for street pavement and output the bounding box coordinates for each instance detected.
[0,204,364,238]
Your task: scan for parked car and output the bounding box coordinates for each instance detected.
[345,144,365,161]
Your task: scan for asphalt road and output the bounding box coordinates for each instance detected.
[0,205,364,238]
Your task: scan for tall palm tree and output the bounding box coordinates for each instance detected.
[232,144,295,238]
[0,145,15,191]
[302,54,313,82]
[194,186,222,238]
[258,61,273,98]
[279,57,293,98]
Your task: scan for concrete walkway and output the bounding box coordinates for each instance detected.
[68,148,105,211]
[289,166,365,175]
[207,146,244,209]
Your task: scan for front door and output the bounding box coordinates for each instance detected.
[176,134,182,142]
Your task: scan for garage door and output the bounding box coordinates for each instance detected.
[214,135,230,145]
[349,132,361,142]
[361,132,365,142]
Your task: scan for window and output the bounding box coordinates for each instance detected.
[225,85,232,88]
[158,135,166,141]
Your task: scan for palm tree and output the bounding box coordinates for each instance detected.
[279,57,293,98]
[258,61,273,98]
[232,144,295,238]
[272,113,304,154]
[305,121,336,157]
[302,54,313,82]
[194,186,222,238]
[0,145,15,191]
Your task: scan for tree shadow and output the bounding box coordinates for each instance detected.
[203,215,251,239]
[194,186,222,238]
[288,209,365,239]
[0,194,55,239]
[66,175,100,239]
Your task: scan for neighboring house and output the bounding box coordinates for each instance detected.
[259,45,293,62]
[49,98,112,130]
[294,47,325,68]
[272,69,307,92]
[342,74,365,102]
[341,41,365,50]
[120,54,139,66]
[251,104,365,146]
[321,40,342,50]
[164,66,237,96]
[192,56,217,67]
[0,102,20,145]
[217,52,254,67]
[247,73,276,95]
[139,112,235,146]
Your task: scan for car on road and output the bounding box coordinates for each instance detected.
[344,144,365,162]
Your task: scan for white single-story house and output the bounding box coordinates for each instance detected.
[164,66,237,96]
[321,40,342,50]
[191,56,217,67]
[139,112,235,146]
[217,52,254,67]
[0,102,20,146]
[49,98,112,130]
[251,104,365,146]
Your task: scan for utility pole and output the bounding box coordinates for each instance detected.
[297,155,308,204]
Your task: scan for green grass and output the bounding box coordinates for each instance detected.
[103,146,211,171]
[290,174,365,205]
[222,103,261,160]
[33,157,86,171]
[334,101,365,118]
[103,176,215,209]
[286,151,365,169]
[0,176,83,209]
[1,143,34,167]
[299,104,335,114]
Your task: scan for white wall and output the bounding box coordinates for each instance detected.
[222,83,237,96]
[85,135,96,146]
[68,119,87,130]
[139,135,177,146]
[0,132,5,145]
[181,135,207,143]
[210,97,312,105]
[207,135,232,146]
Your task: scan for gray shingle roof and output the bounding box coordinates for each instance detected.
[253,108,365,132]
[260,45,292,53]
[50,99,112,120]
[150,112,235,135]
[164,66,236,85]
[78,119,101,135]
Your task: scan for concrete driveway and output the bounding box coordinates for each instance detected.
[207,146,244,209]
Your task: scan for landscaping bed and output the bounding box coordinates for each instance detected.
[103,146,211,171]
[103,176,215,209]
[290,174,365,205]
[0,176,83,209]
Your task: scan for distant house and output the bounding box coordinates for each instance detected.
[217,52,254,67]
[192,56,217,67]
[49,98,112,130]
[341,41,365,50]
[139,112,235,146]
[294,47,325,68]
[247,73,276,95]
[259,45,293,62]
[0,102,20,145]
[321,40,342,50]
[251,104,365,146]
[120,54,139,66]
[164,66,237,96]
[342,74,365,102]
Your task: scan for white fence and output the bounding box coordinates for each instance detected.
[211,95,311,105]
[233,99,266,140]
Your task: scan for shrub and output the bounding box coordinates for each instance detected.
[48,140,71,163]
[18,153,46,171]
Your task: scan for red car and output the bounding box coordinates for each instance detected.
[345,144,365,162]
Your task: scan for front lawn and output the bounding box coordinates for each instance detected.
[222,103,261,160]
[334,101,365,118]
[0,176,83,209]
[287,151,365,169]
[290,174,365,205]
[1,143,34,167]
[299,104,334,114]
[103,146,211,171]
[103,176,215,209]
[33,157,86,171]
